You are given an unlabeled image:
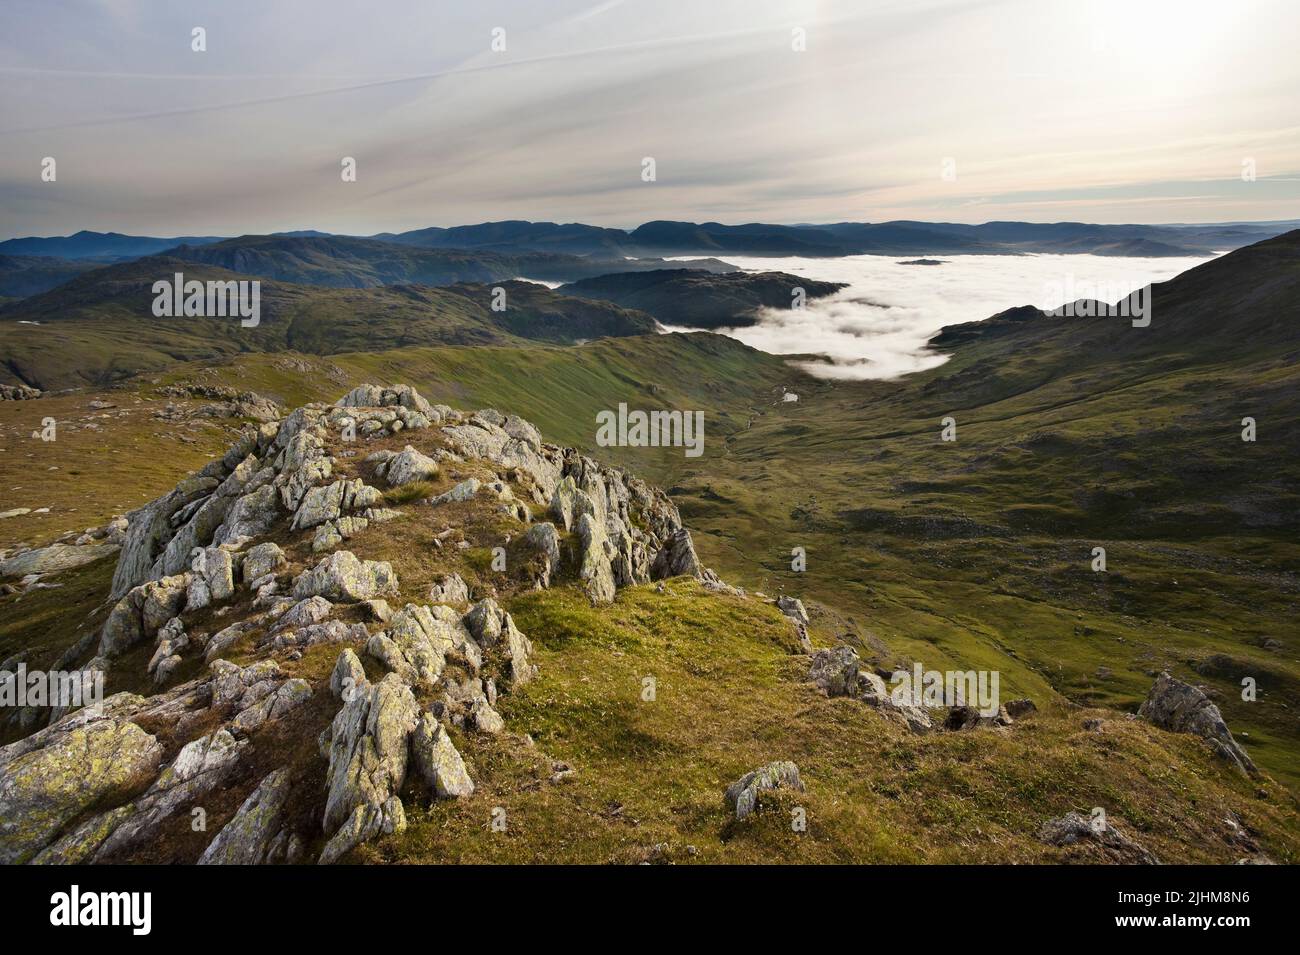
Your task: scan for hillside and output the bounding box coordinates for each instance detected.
[0,259,659,390]
[164,234,736,289]
[560,269,846,329]
[1,383,1292,866]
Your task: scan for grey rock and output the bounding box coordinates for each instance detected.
[724,761,804,821]
[410,712,474,798]
[1138,672,1257,775]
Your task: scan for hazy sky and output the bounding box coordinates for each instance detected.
[2,0,1298,238]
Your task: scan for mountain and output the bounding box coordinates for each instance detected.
[162,234,735,288]
[0,230,224,261]
[372,220,633,256]
[560,268,846,328]
[0,254,102,298]
[0,258,658,389]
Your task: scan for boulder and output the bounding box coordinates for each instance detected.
[293,551,397,603]
[331,648,367,701]
[427,573,470,606]
[0,715,163,864]
[809,645,859,697]
[377,445,439,487]
[1039,811,1159,864]
[1138,672,1257,775]
[240,542,287,584]
[198,768,295,865]
[410,712,474,798]
[724,761,804,821]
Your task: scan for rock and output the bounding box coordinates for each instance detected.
[1004,698,1037,719]
[0,714,163,864]
[1138,672,1257,775]
[809,645,859,697]
[198,768,294,865]
[427,573,470,606]
[469,696,505,734]
[0,542,119,579]
[410,712,474,798]
[522,521,561,588]
[575,512,617,605]
[320,674,419,862]
[98,573,189,658]
[367,603,475,688]
[240,542,286,584]
[291,478,383,531]
[724,761,804,821]
[272,595,334,633]
[229,679,312,734]
[1038,811,1159,864]
[463,599,536,687]
[293,551,397,603]
[185,546,236,610]
[776,596,809,627]
[93,730,246,859]
[361,599,392,623]
[550,476,594,532]
[1082,718,1104,732]
[650,527,706,580]
[430,478,480,505]
[944,704,1013,730]
[377,445,439,487]
[331,648,367,701]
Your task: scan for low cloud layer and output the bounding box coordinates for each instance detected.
[676,252,1211,380]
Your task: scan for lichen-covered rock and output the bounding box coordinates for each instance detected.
[293,551,397,602]
[724,761,804,821]
[375,445,439,487]
[522,521,561,588]
[291,478,384,531]
[1138,672,1257,775]
[809,645,859,697]
[430,478,480,505]
[366,603,471,688]
[186,545,236,610]
[331,648,367,701]
[427,573,470,606]
[410,712,474,798]
[0,715,163,864]
[93,729,245,859]
[98,573,190,658]
[320,674,419,862]
[463,599,536,687]
[198,768,295,865]
[0,542,120,579]
[272,595,333,633]
[241,542,286,584]
[575,512,617,605]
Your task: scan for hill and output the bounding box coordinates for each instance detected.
[0,258,659,390]
[560,268,846,328]
[1,382,1292,865]
[164,234,736,289]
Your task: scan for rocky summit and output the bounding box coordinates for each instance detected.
[0,384,744,865]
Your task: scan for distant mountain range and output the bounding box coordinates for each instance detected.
[5,218,1297,267]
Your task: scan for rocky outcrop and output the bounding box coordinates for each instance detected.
[319,674,420,865]
[411,712,474,798]
[0,708,163,864]
[1138,672,1257,775]
[198,768,301,865]
[725,761,804,821]
[0,542,120,579]
[293,551,397,602]
[370,445,439,487]
[1039,811,1159,864]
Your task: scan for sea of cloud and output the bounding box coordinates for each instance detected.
[659,251,1215,380]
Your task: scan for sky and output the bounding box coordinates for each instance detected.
[2,0,1298,239]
